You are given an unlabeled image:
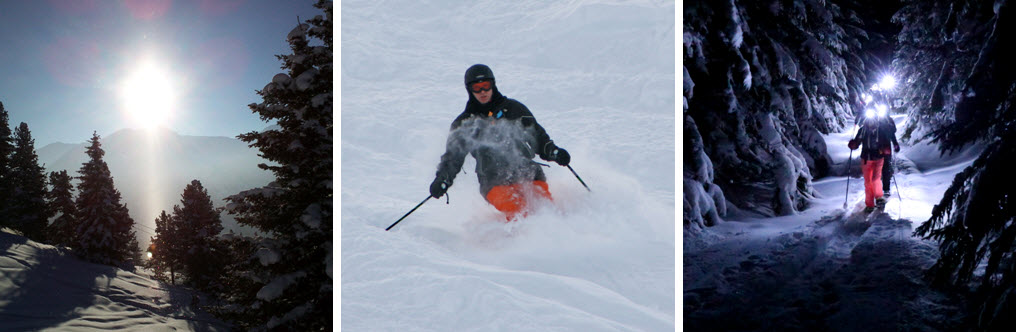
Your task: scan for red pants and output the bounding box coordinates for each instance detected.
[861,158,885,207]
[485,180,552,221]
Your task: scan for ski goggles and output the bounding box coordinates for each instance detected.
[470,80,492,93]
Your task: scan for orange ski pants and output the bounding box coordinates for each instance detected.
[861,158,885,208]
[485,180,552,222]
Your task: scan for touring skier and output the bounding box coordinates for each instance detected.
[879,115,898,197]
[848,109,900,212]
[429,64,570,221]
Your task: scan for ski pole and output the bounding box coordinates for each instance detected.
[892,171,902,218]
[386,196,431,231]
[567,165,591,192]
[843,149,853,210]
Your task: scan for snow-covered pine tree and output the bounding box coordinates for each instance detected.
[171,179,224,289]
[8,122,52,241]
[683,0,876,224]
[220,1,332,330]
[148,210,182,284]
[73,132,137,266]
[47,170,77,247]
[208,232,268,330]
[908,1,1016,330]
[127,236,143,268]
[0,102,14,228]
[893,0,992,144]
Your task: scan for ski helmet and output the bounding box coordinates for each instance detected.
[464,64,495,86]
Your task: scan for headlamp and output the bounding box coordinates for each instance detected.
[865,108,875,119]
[876,104,888,117]
[879,74,896,91]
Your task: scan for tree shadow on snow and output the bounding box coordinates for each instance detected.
[0,231,227,330]
[164,283,230,330]
[0,230,114,330]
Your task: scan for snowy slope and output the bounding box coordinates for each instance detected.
[341,1,675,331]
[684,114,977,330]
[0,229,228,331]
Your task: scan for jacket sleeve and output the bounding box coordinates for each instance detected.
[435,113,471,182]
[888,118,899,146]
[512,101,557,160]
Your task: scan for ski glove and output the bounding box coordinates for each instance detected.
[894,144,900,153]
[847,139,859,150]
[430,177,451,198]
[551,147,570,166]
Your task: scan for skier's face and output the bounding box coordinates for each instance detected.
[471,80,493,104]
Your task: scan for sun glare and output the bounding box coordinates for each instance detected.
[120,60,175,129]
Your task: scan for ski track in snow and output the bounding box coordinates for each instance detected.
[685,114,975,330]
[0,230,228,331]
[342,1,675,331]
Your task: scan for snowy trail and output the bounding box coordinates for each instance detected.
[684,114,974,330]
[342,1,675,331]
[0,230,228,331]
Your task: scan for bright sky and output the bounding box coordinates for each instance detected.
[0,0,323,147]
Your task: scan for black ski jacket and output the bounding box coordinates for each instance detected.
[853,116,898,161]
[435,88,559,196]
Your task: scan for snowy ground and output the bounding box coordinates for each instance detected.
[684,114,978,330]
[341,1,675,331]
[0,230,228,331]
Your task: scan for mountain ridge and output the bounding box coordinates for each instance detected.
[36,127,274,244]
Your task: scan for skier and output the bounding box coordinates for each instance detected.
[429,64,570,221]
[856,95,901,197]
[848,109,900,212]
[880,115,899,197]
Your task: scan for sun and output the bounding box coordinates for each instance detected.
[120,60,176,129]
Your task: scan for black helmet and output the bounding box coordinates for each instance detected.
[464,64,494,86]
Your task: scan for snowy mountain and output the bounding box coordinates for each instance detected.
[0,229,229,330]
[37,128,273,243]
[342,0,674,331]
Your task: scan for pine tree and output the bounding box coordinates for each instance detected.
[893,0,992,144]
[47,170,78,247]
[906,0,1016,330]
[683,0,879,222]
[0,102,14,228]
[208,232,267,330]
[148,210,181,284]
[74,132,136,265]
[8,122,52,240]
[172,179,224,289]
[127,235,143,268]
[219,1,332,329]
